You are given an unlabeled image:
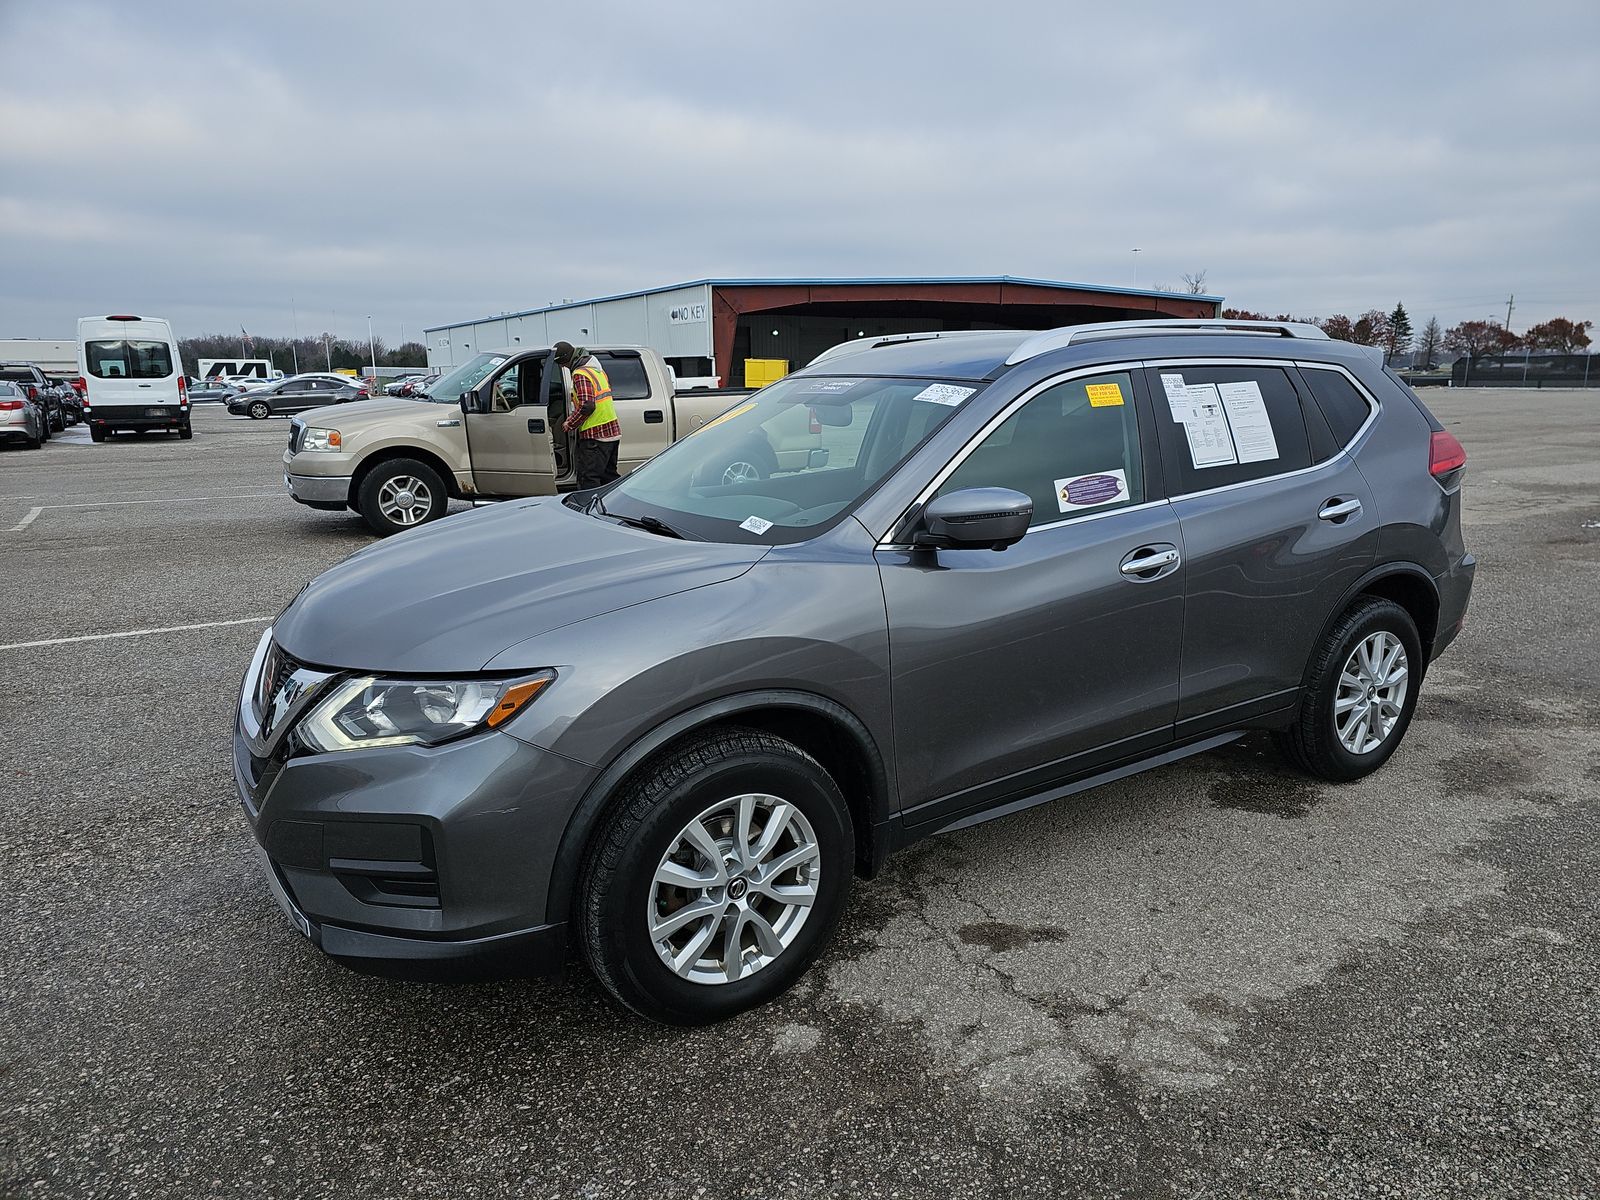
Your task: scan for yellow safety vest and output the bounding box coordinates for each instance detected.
[572,359,617,432]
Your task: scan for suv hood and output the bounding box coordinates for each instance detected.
[271,499,767,673]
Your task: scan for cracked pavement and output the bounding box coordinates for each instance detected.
[3,392,1598,1198]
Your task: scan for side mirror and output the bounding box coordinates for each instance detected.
[462,386,483,414]
[806,447,830,470]
[914,487,1032,551]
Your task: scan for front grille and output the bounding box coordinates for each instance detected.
[287,421,305,453]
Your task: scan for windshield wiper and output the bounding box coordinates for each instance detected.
[599,504,694,540]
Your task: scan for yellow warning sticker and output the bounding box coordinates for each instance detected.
[1086,382,1125,407]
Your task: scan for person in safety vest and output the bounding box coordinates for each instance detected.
[554,341,622,490]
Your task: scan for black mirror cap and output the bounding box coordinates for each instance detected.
[462,386,482,414]
[914,487,1033,550]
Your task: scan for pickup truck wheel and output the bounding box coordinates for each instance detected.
[579,728,854,1025]
[89,425,105,443]
[1275,597,1422,782]
[178,423,193,440]
[248,400,270,420]
[357,458,448,536]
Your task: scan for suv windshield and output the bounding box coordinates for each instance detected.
[598,373,981,544]
[421,352,507,403]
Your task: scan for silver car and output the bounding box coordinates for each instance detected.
[0,380,44,449]
[237,319,1474,1023]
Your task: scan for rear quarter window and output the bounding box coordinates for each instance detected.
[1300,367,1374,446]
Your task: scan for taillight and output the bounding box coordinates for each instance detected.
[0,400,23,410]
[26,384,37,399]
[177,375,186,398]
[807,405,821,434]
[1429,429,1467,478]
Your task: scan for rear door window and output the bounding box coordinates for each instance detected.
[595,352,651,400]
[85,340,174,379]
[935,371,1145,527]
[1147,364,1311,495]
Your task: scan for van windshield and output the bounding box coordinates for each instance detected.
[421,352,506,403]
[86,340,174,379]
[596,373,981,545]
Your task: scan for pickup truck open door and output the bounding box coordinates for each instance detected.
[462,354,569,496]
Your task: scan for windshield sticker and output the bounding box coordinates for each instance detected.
[1159,373,1192,422]
[1182,384,1238,467]
[1216,380,1280,463]
[739,515,774,536]
[913,383,976,406]
[696,401,756,434]
[1056,469,1129,512]
[800,379,861,394]
[1085,382,1125,408]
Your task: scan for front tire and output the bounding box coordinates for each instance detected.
[579,728,854,1025]
[1276,597,1423,781]
[356,458,448,536]
[248,400,270,420]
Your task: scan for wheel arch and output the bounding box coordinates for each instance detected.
[544,689,893,929]
[350,445,460,506]
[1304,562,1440,693]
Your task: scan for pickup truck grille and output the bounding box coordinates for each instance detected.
[287,420,305,453]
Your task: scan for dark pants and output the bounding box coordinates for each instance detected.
[575,436,620,490]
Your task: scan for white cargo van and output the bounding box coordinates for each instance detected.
[77,314,190,441]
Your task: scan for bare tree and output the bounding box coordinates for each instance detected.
[1416,317,1443,369]
[1181,270,1209,295]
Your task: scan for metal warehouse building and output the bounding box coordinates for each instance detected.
[425,276,1223,388]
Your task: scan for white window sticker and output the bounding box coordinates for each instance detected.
[913,383,976,406]
[1160,373,1192,422]
[1182,384,1238,468]
[739,515,773,535]
[801,379,860,394]
[1216,380,1279,464]
[1055,468,1129,512]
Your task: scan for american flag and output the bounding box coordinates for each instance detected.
[241,325,254,352]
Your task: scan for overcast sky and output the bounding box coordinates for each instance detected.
[3,0,1597,347]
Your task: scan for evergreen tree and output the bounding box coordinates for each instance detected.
[1382,303,1414,365]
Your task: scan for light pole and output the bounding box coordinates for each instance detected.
[290,296,300,375]
[324,333,333,371]
[1131,248,1142,287]
[367,316,378,384]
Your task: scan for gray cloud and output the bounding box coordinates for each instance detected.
[2,0,1597,347]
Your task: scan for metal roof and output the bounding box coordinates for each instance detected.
[423,276,1225,334]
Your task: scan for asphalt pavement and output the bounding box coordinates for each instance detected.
[2,394,1597,1198]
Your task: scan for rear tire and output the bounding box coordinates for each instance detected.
[356,458,448,536]
[178,424,193,440]
[579,728,854,1025]
[24,428,41,449]
[1276,597,1423,782]
[89,425,106,443]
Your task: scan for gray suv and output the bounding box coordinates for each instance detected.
[236,320,1474,1023]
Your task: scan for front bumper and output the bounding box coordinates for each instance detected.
[284,469,353,506]
[235,716,596,978]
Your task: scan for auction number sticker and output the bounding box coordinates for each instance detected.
[913,383,976,406]
[739,515,774,535]
[1055,468,1129,512]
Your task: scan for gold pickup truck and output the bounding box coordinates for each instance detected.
[282,345,817,536]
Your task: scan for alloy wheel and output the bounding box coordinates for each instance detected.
[649,793,820,985]
[720,461,761,486]
[1334,631,1409,754]
[376,475,433,526]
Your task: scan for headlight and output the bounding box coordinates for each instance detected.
[294,671,554,753]
[299,427,342,451]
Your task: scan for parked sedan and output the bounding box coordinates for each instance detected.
[0,380,45,448]
[189,378,242,404]
[228,375,367,419]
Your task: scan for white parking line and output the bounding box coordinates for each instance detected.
[9,506,42,532]
[0,616,273,652]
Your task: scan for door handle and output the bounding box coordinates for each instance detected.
[527,418,545,434]
[1120,547,1180,577]
[643,410,664,424]
[1318,497,1362,522]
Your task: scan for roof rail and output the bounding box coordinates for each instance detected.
[808,329,1010,367]
[1004,318,1330,365]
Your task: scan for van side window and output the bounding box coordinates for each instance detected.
[1150,365,1311,495]
[935,372,1144,527]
